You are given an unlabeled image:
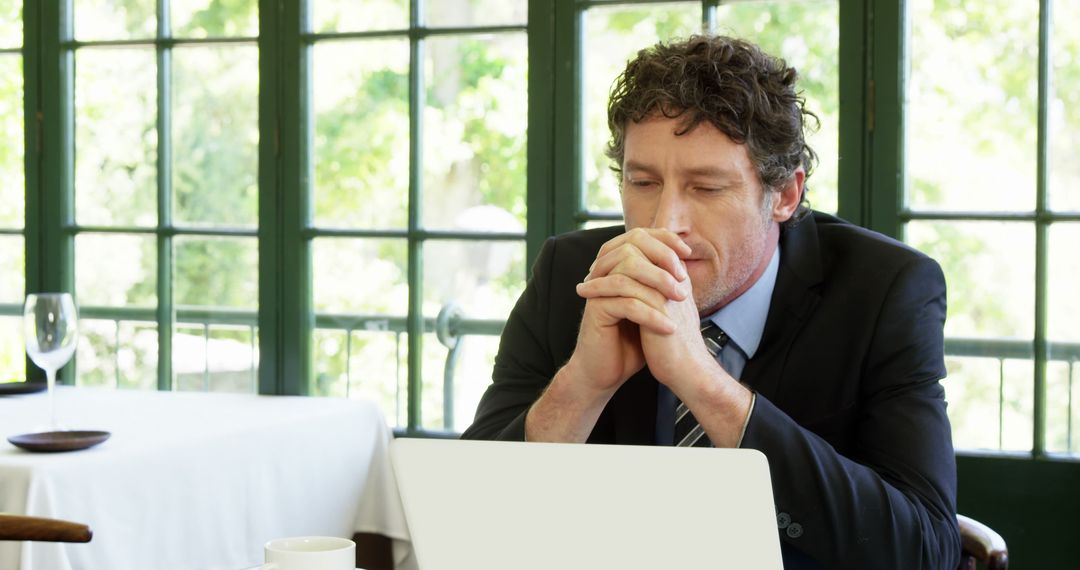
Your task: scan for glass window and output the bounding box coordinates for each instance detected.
[74,0,156,41]
[0,0,22,382]
[907,0,1038,212]
[425,0,527,28]
[307,4,528,433]
[74,48,158,228]
[70,1,260,392]
[1049,0,1080,212]
[906,0,1078,455]
[171,45,259,228]
[311,0,408,34]
[311,39,410,230]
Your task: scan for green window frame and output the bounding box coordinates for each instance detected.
[22,0,535,436]
[878,0,1079,459]
[15,0,1079,452]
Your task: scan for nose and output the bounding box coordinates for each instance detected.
[651,188,690,235]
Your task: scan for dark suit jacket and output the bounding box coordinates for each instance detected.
[461,212,961,569]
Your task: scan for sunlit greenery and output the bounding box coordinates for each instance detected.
[0,3,24,382]
[906,0,1080,453]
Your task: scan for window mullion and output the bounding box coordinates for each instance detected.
[525,0,556,268]
[1032,0,1053,457]
[23,0,41,299]
[550,1,579,236]
[865,0,904,240]
[157,0,174,391]
[31,0,75,382]
[258,0,311,395]
[836,0,869,227]
[406,0,425,432]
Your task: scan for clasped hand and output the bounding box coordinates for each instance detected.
[570,228,718,395]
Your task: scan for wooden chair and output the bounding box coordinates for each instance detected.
[0,514,92,543]
[958,514,1007,570]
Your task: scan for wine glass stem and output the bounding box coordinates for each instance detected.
[46,368,58,430]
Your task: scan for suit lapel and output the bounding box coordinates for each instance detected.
[741,214,824,402]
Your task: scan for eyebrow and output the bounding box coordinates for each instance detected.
[623,160,739,182]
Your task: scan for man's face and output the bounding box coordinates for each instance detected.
[620,115,797,313]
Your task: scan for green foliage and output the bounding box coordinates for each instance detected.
[313,66,410,228]
[174,238,257,308]
[177,0,257,37]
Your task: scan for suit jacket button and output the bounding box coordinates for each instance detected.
[776,512,791,529]
[786,523,803,538]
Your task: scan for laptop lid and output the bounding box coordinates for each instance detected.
[390,439,782,570]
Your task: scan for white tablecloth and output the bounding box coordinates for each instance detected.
[0,386,416,570]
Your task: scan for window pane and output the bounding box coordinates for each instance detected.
[1048,224,1080,345]
[0,235,23,302]
[312,40,409,230]
[0,0,20,48]
[426,0,526,28]
[175,236,257,309]
[75,233,157,307]
[311,0,407,33]
[906,0,1038,212]
[583,3,702,214]
[174,323,258,392]
[421,331,499,432]
[0,316,23,382]
[1050,0,1080,212]
[75,48,157,227]
[1045,360,1079,455]
[345,329,407,427]
[313,238,408,315]
[423,239,525,321]
[172,0,258,38]
[74,0,156,41]
[0,54,24,227]
[315,328,408,428]
[423,34,527,231]
[714,0,839,214]
[907,221,1034,339]
[76,319,158,389]
[173,45,259,228]
[945,355,1033,452]
[314,328,349,397]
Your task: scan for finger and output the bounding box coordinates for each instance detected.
[580,261,689,303]
[576,272,671,310]
[598,227,691,258]
[593,229,689,282]
[587,239,686,295]
[583,296,676,335]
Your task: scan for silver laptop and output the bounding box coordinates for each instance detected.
[390,438,783,570]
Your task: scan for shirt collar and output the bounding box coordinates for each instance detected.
[702,245,780,359]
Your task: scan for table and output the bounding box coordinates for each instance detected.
[0,386,417,570]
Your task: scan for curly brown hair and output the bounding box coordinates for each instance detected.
[606,35,818,223]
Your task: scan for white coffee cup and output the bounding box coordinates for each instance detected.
[256,536,356,570]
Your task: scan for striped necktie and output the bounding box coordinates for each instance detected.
[673,321,729,447]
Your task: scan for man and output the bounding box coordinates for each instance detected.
[461,35,960,569]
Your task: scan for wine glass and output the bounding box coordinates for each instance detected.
[23,293,80,431]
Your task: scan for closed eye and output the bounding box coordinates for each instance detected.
[625,177,660,189]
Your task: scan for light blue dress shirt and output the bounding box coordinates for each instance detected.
[655,246,781,445]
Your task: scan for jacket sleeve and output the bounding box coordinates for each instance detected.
[460,236,560,442]
[741,256,961,569]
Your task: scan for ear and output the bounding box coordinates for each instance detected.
[771,167,805,223]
